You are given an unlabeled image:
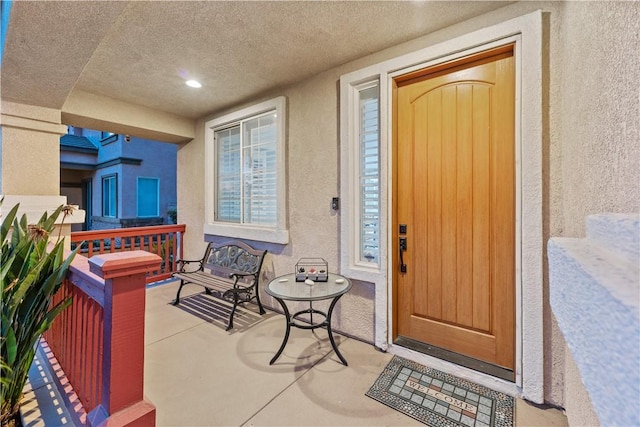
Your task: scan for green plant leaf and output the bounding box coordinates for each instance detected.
[10,254,45,308]
[18,213,27,234]
[42,205,63,230]
[0,203,19,245]
[1,203,80,421]
[1,253,18,291]
[0,358,13,386]
[35,297,72,336]
[4,327,17,365]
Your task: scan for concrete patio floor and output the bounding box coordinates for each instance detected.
[144,281,568,427]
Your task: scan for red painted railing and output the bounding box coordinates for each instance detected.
[44,251,161,426]
[70,224,186,283]
[45,269,103,418]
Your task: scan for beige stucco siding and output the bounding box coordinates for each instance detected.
[178,0,639,410]
[1,102,67,195]
[557,1,640,237]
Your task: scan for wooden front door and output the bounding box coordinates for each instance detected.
[393,45,516,373]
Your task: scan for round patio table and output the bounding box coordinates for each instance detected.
[265,273,352,366]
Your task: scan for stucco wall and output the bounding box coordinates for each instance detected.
[1,102,67,195]
[63,90,194,144]
[549,213,639,426]
[186,69,378,342]
[176,123,206,256]
[557,1,640,236]
[548,1,640,407]
[564,348,600,426]
[177,0,640,409]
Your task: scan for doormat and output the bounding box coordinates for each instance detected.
[365,356,514,427]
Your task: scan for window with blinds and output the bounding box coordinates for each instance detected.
[205,96,288,244]
[359,86,380,264]
[214,112,277,227]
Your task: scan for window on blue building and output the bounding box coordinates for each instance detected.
[100,131,118,144]
[137,177,159,217]
[102,174,117,217]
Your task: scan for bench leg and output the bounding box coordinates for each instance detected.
[226,292,238,331]
[254,286,266,315]
[173,280,186,305]
[225,289,254,331]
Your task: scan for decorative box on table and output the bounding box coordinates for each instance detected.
[295,258,328,282]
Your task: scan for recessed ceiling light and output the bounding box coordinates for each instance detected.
[186,79,202,88]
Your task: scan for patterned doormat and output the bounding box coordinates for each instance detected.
[366,356,514,427]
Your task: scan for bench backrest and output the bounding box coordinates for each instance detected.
[203,241,266,284]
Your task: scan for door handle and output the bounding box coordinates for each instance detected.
[399,237,407,273]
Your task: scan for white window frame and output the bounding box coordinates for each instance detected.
[136,177,160,217]
[340,80,385,283]
[204,96,289,244]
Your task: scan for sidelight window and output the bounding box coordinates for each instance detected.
[359,85,380,264]
[340,78,383,279]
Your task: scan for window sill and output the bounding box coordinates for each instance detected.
[339,261,381,283]
[204,223,289,245]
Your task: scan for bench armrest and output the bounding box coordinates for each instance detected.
[229,271,256,278]
[228,271,258,287]
[176,259,204,273]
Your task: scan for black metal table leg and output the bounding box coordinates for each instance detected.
[270,295,348,366]
[326,294,348,366]
[265,273,352,366]
[270,297,292,365]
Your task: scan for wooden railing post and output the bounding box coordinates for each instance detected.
[87,251,161,427]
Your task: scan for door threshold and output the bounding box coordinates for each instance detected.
[394,336,514,382]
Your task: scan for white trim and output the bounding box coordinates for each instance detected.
[339,10,543,402]
[340,81,385,280]
[204,96,289,244]
[513,32,524,391]
[202,222,289,244]
[0,195,85,225]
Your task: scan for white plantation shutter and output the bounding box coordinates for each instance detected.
[215,112,277,226]
[215,126,241,222]
[359,86,380,264]
[243,116,277,225]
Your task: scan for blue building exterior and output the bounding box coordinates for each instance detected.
[60,127,177,231]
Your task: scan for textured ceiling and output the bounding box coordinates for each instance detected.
[1,1,510,120]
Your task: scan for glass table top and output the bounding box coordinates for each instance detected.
[265,273,352,301]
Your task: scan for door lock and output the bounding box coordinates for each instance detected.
[399,237,407,273]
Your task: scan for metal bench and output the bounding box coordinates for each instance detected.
[172,240,267,330]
